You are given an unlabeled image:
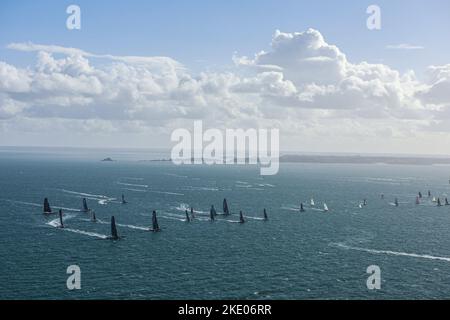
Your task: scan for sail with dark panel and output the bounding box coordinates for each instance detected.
[239,211,245,224]
[223,198,230,215]
[59,209,64,228]
[152,210,160,231]
[110,216,119,240]
[210,205,216,221]
[82,198,89,212]
[43,198,52,214]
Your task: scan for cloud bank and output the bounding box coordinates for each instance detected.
[1,29,450,152]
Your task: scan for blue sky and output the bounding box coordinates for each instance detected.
[1,0,449,75]
[1,1,450,153]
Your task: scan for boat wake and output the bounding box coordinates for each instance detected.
[332,242,450,262]
[96,219,149,231]
[148,190,184,196]
[122,187,147,193]
[245,216,265,221]
[117,182,148,188]
[175,203,208,214]
[47,214,108,238]
[61,189,116,205]
[62,228,109,239]
[281,206,299,212]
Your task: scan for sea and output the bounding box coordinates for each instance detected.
[1,147,450,299]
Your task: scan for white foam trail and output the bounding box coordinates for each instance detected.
[257,183,275,187]
[221,219,241,223]
[63,228,108,239]
[245,216,265,221]
[117,182,148,188]
[160,215,186,222]
[3,199,41,207]
[61,189,114,200]
[165,173,188,178]
[281,206,299,212]
[175,203,207,214]
[98,200,107,205]
[148,190,184,196]
[122,177,144,181]
[182,186,219,191]
[96,219,149,231]
[333,243,450,262]
[122,188,146,193]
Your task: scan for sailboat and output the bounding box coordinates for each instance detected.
[395,198,399,207]
[150,210,161,232]
[121,194,127,204]
[310,198,315,206]
[91,210,97,222]
[432,197,437,203]
[239,211,245,224]
[108,216,120,240]
[358,203,363,209]
[190,207,195,220]
[185,210,190,222]
[437,198,442,207]
[445,198,450,206]
[43,198,52,214]
[223,198,230,215]
[82,198,89,212]
[263,208,268,221]
[210,205,216,221]
[418,192,423,199]
[58,209,64,228]
[300,203,305,212]
[363,199,367,206]
[323,203,329,212]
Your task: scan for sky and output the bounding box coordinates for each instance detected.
[1,0,450,154]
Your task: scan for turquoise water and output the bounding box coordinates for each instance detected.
[1,148,450,299]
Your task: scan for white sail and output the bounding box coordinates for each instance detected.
[310,198,315,206]
[323,203,329,211]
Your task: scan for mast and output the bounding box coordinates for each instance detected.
[185,210,190,222]
[263,208,268,221]
[43,198,52,214]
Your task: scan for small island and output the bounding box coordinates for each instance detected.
[101,157,114,162]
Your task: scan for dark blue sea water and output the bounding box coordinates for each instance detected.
[1,147,450,299]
